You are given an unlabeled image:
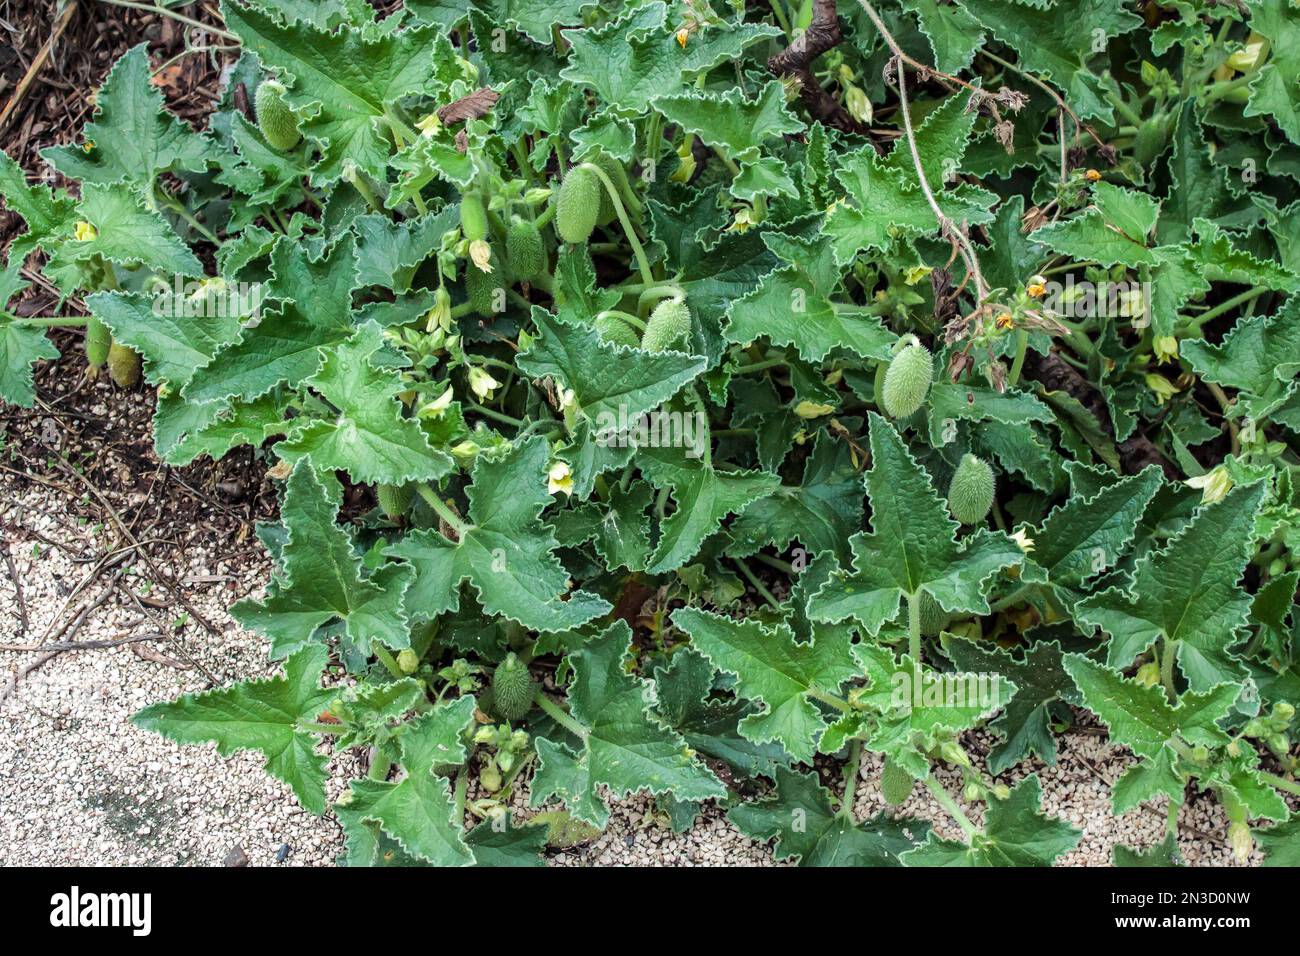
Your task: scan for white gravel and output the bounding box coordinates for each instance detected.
[0,475,1280,866]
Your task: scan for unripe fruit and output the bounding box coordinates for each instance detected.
[465,245,503,317]
[595,313,640,348]
[881,342,933,418]
[107,342,140,387]
[84,316,110,371]
[396,648,420,674]
[948,453,995,525]
[479,763,502,792]
[377,483,412,521]
[460,191,488,242]
[918,591,950,637]
[640,299,691,352]
[254,80,301,151]
[555,166,601,244]
[880,758,914,806]
[490,653,536,722]
[505,217,544,280]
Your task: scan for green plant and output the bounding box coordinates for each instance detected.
[2,0,1300,868]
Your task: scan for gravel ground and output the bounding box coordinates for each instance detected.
[0,473,1281,866]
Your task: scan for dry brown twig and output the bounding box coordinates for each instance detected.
[766,0,866,135]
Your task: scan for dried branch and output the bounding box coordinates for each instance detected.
[766,0,865,135]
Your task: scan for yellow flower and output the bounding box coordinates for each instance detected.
[415,112,441,137]
[82,140,95,153]
[1153,335,1179,363]
[1085,168,1102,182]
[1135,662,1160,688]
[468,365,501,400]
[425,286,452,333]
[418,387,454,418]
[903,264,932,286]
[74,220,97,242]
[1027,282,1046,298]
[995,312,1014,330]
[1185,465,1233,504]
[547,461,574,496]
[1144,372,1178,404]
[676,28,689,47]
[469,239,493,273]
[794,400,835,419]
[1010,527,1035,554]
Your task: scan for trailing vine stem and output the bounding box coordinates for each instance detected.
[924,774,980,840]
[415,484,469,536]
[534,693,589,741]
[839,739,864,820]
[907,591,922,663]
[576,162,654,288]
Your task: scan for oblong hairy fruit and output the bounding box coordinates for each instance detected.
[506,218,544,280]
[881,343,933,418]
[948,453,995,525]
[254,80,301,151]
[84,316,110,370]
[465,245,503,316]
[641,299,691,352]
[918,591,951,637]
[881,757,915,806]
[460,191,488,242]
[377,482,412,521]
[595,313,641,348]
[490,652,536,722]
[556,166,601,244]
[107,342,140,388]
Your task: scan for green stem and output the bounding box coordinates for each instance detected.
[1179,287,1267,334]
[158,192,219,244]
[415,484,469,535]
[535,694,589,740]
[907,591,922,663]
[373,644,404,679]
[636,284,686,317]
[10,315,89,327]
[839,740,863,820]
[733,355,787,375]
[1260,771,1300,797]
[577,162,654,287]
[299,721,345,735]
[732,557,782,611]
[753,553,794,575]
[924,774,980,840]
[806,686,853,714]
[534,204,556,230]
[465,400,523,428]
[1008,329,1029,387]
[454,768,469,826]
[988,583,1033,614]
[1160,637,1179,702]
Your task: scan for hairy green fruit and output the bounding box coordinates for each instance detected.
[880,758,914,806]
[881,343,933,418]
[490,653,536,722]
[641,299,691,352]
[556,166,601,244]
[396,648,420,674]
[84,316,110,371]
[107,342,140,387]
[465,246,503,317]
[460,191,488,242]
[506,218,544,281]
[377,483,412,521]
[948,453,995,525]
[254,80,301,151]
[918,591,951,637]
[595,313,641,348]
